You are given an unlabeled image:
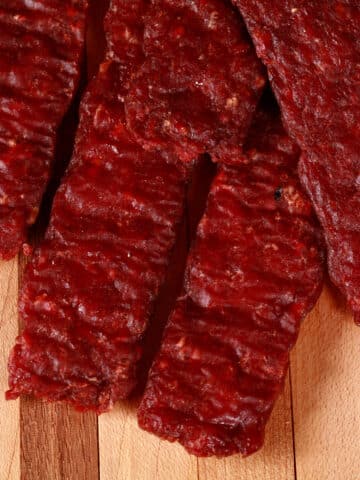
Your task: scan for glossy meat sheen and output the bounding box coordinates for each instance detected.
[7,0,188,412]
[233,0,360,323]
[0,0,87,258]
[125,0,265,165]
[138,109,324,457]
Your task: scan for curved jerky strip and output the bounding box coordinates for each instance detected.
[125,0,265,165]
[0,0,87,258]
[138,108,324,457]
[232,0,360,323]
[7,0,188,412]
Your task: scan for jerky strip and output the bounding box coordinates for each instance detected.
[0,0,87,258]
[233,0,360,323]
[7,0,188,412]
[138,108,324,456]
[125,0,265,165]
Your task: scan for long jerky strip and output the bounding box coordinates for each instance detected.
[7,0,188,412]
[0,0,87,258]
[233,0,360,323]
[138,107,324,456]
[125,0,265,165]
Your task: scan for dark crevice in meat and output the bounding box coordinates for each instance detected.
[138,104,324,457]
[86,0,110,80]
[232,0,360,323]
[187,155,217,246]
[31,0,110,240]
[134,219,189,396]
[0,0,88,259]
[136,156,217,396]
[29,76,85,243]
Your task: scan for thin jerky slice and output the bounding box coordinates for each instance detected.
[138,108,324,457]
[7,0,188,412]
[0,0,87,258]
[125,0,265,164]
[233,0,360,323]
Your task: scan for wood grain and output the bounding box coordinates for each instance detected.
[99,399,198,480]
[0,259,20,480]
[291,284,360,480]
[20,400,98,480]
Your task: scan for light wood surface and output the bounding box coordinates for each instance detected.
[292,285,360,480]
[99,399,198,480]
[0,259,20,480]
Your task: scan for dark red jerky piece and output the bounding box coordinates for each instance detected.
[139,297,287,457]
[186,111,322,312]
[233,0,360,323]
[125,0,265,165]
[299,155,360,323]
[138,109,324,457]
[7,60,188,413]
[0,0,87,259]
[7,0,189,412]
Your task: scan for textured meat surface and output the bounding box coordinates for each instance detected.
[125,0,265,164]
[233,0,360,323]
[7,1,188,412]
[138,108,324,457]
[105,0,147,65]
[0,0,87,258]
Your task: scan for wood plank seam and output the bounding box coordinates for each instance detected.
[289,363,298,480]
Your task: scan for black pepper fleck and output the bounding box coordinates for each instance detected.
[274,186,282,200]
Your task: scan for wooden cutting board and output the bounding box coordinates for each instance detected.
[1,258,359,480]
[1,1,359,477]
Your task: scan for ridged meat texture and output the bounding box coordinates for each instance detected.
[125,0,265,165]
[7,62,187,413]
[233,0,360,323]
[138,108,324,457]
[0,0,87,258]
[7,0,188,412]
